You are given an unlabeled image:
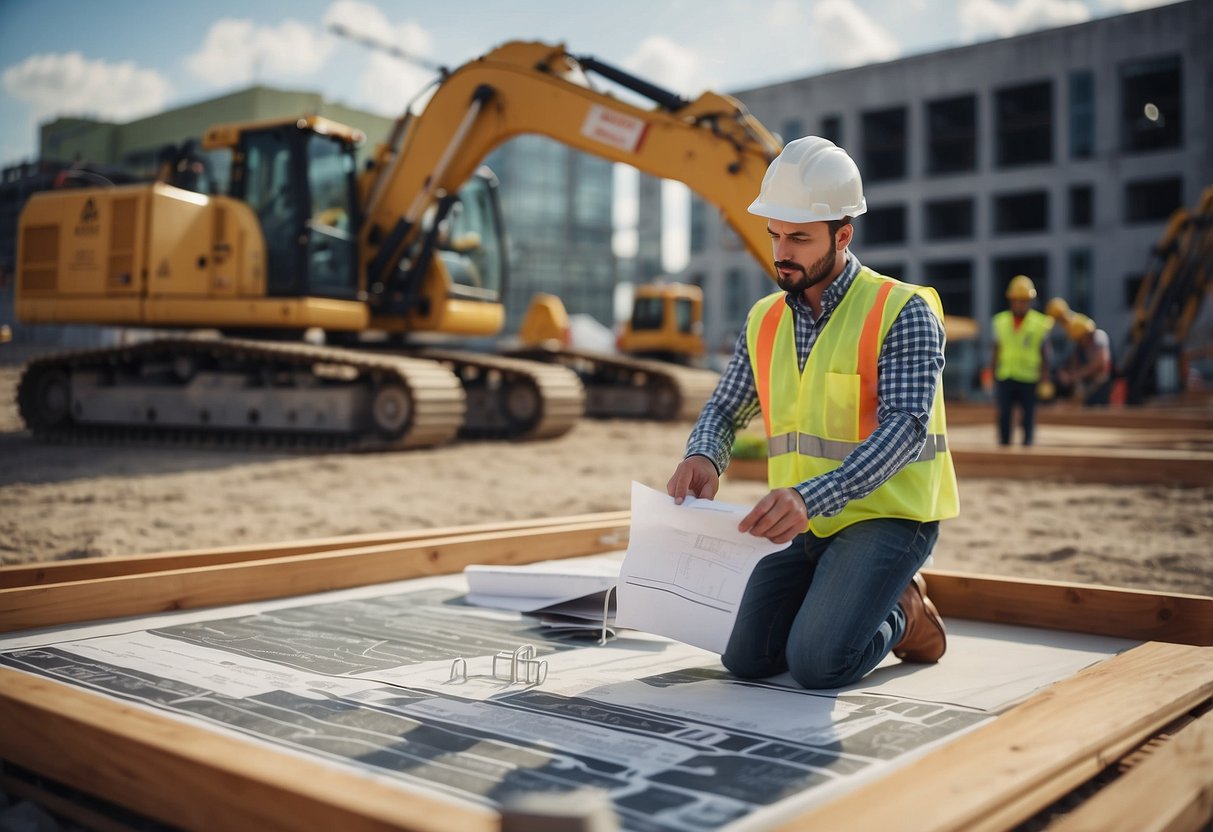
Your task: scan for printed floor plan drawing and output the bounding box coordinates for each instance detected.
[0,574,1131,831]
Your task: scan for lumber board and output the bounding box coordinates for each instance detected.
[1045,707,1213,832]
[725,448,1213,486]
[775,640,1213,832]
[0,511,632,589]
[949,446,1213,487]
[921,569,1213,646]
[0,669,493,832]
[946,402,1213,431]
[0,518,631,633]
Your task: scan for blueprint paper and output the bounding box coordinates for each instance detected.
[616,481,785,652]
[0,559,1135,832]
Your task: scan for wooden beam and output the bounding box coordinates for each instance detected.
[775,641,1213,832]
[1045,707,1213,832]
[921,569,1213,647]
[0,670,493,832]
[0,518,631,633]
[946,402,1213,431]
[726,449,1213,486]
[0,511,632,589]
[949,446,1213,487]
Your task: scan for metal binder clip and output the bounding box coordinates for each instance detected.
[598,585,616,646]
[493,643,548,685]
[447,643,548,687]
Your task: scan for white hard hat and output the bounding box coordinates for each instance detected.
[748,136,867,223]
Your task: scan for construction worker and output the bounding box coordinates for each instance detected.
[990,275,1053,446]
[1056,314,1114,405]
[667,137,958,690]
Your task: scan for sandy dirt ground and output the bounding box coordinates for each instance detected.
[2,364,1211,596]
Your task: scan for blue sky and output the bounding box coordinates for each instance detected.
[0,0,1180,267]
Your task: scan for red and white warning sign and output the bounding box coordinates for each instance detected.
[580,104,649,154]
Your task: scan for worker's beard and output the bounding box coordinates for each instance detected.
[774,244,838,295]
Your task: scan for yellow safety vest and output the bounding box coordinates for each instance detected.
[746,268,959,536]
[992,309,1053,382]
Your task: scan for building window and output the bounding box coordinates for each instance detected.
[1069,71,1095,159]
[726,268,748,327]
[689,197,707,254]
[926,94,977,174]
[1123,274,1147,309]
[1120,54,1182,152]
[923,260,974,318]
[782,118,805,143]
[861,107,907,181]
[866,263,905,282]
[925,198,974,240]
[996,81,1053,167]
[820,114,843,147]
[860,205,906,246]
[992,254,1048,318]
[994,191,1049,234]
[1069,185,1093,228]
[1068,249,1093,314]
[1124,177,1182,223]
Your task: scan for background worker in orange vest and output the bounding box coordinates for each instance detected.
[667,137,959,690]
[990,275,1053,446]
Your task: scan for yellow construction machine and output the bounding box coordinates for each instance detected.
[515,282,717,420]
[615,282,706,364]
[14,40,780,449]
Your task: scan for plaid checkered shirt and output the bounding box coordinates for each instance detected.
[685,254,946,520]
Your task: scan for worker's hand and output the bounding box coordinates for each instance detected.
[667,455,719,504]
[739,488,807,545]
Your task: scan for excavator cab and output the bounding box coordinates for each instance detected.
[616,283,706,364]
[220,118,361,301]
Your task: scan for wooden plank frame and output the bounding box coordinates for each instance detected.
[1,512,1211,832]
[725,449,1213,486]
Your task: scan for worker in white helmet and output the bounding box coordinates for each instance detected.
[667,137,958,689]
[990,275,1054,446]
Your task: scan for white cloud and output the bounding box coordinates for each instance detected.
[185,18,334,87]
[1111,0,1180,9]
[960,0,1091,41]
[623,36,704,98]
[322,1,438,115]
[811,0,901,67]
[2,51,171,124]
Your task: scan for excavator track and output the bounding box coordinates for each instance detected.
[416,348,585,440]
[16,337,466,451]
[504,346,720,421]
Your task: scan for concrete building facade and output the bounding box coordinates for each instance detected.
[682,0,1211,388]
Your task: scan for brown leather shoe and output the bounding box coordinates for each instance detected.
[893,572,946,663]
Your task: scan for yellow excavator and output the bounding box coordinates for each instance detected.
[14,40,780,449]
[515,282,716,419]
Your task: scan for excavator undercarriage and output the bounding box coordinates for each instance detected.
[17,338,585,450]
[506,345,720,422]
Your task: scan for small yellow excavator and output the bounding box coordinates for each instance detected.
[14,40,780,449]
[515,283,717,420]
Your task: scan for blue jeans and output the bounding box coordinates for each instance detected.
[721,518,940,689]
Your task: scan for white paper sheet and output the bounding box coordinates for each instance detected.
[615,481,785,652]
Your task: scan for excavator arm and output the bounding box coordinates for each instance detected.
[358,40,781,303]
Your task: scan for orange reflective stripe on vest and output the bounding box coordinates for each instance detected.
[856,281,895,438]
[754,299,786,436]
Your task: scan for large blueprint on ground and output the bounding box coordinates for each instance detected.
[0,566,1135,831]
